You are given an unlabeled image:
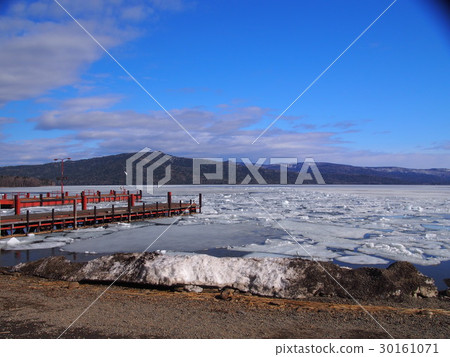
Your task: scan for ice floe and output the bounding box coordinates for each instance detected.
[1,185,449,267]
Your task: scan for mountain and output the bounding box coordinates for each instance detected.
[269,162,450,185]
[0,152,449,186]
[0,175,54,187]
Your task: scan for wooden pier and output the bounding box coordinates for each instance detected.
[0,191,201,237]
[0,189,141,214]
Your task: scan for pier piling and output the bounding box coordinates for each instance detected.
[73,200,77,230]
[14,195,21,215]
[167,192,172,217]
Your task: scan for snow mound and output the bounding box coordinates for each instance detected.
[13,253,438,299]
[83,253,291,297]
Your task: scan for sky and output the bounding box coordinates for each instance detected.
[0,0,449,168]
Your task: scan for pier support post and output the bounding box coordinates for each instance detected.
[51,209,55,231]
[81,191,87,210]
[142,202,146,219]
[199,193,202,214]
[127,196,132,222]
[167,192,172,217]
[26,210,30,233]
[73,199,77,230]
[112,205,115,221]
[39,193,43,206]
[14,195,21,215]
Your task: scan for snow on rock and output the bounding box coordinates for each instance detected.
[12,253,438,299]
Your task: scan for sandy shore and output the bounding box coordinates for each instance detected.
[0,271,449,339]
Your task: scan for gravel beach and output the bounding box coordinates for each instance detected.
[0,272,449,339]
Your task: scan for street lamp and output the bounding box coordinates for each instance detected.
[54,157,71,198]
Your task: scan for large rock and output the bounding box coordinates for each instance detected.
[12,253,438,299]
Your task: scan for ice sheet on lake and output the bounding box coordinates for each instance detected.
[62,223,281,254]
[2,185,449,266]
[359,241,442,265]
[230,237,340,261]
[0,236,66,251]
[335,254,389,265]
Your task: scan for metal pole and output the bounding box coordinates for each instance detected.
[60,162,65,199]
[199,193,202,213]
[54,157,71,202]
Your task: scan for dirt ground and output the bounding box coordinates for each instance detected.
[0,272,449,339]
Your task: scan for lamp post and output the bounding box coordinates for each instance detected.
[54,157,71,199]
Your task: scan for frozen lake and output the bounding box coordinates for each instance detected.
[1,185,450,289]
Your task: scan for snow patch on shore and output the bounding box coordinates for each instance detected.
[83,253,293,297]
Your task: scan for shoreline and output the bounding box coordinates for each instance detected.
[1,272,449,339]
[1,247,449,291]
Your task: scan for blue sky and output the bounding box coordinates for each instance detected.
[0,0,449,168]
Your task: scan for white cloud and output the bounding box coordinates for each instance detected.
[121,5,155,22]
[0,136,91,166]
[18,96,450,168]
[61,95,123,111]
[24,98,349,163]
[0,0,164,105]
[0,22,107,104]
[150,0,192,12]
[0,117,15,125]
[0,96,447,168]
